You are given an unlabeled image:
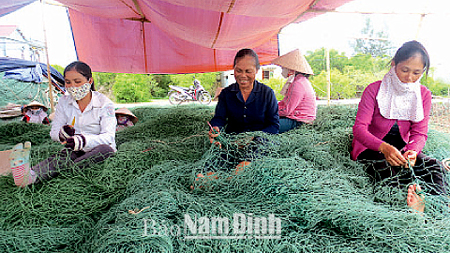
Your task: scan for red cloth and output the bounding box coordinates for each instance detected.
[278,75,316,123]
[351,81,432,160]
[57,0,353,74]
[22,115,50,125]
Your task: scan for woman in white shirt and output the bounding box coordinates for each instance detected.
[9,61,117,187]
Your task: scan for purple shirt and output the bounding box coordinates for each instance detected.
[278,75,316,123]
[351,81,432,160]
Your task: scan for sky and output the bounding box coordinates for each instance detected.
[279,0,450,81]
[1,0,449,81]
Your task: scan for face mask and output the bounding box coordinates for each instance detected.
[281,67,290,79]
[117,116,129,125]
[30,108,42,116]
[67,82,91,100]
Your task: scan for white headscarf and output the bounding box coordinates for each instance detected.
[280,75,295,96]
[376,67,424,122]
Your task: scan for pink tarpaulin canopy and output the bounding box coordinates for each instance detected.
[57,0,353,74]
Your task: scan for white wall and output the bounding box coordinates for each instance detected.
[221,64,285,88]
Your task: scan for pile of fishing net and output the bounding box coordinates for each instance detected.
[0,72,52,108]
[0,104,450,252]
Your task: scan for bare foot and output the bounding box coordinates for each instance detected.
[407,184,425,213]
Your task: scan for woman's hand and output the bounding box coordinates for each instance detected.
[403,150,418,168]
[208,126,221,147]
[379,142,407,167]
[59,125,75,142]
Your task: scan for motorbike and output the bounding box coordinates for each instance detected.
[168,79,212,105]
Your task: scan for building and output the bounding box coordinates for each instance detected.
[0,25,44,62]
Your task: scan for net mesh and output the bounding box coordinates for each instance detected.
[0,104,449,252]
[0,72,62,116]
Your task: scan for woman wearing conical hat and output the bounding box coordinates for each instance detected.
[22,101,50,125]
[272,49,316,133]
[115,107,138,131]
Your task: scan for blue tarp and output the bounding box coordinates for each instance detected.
[0,57,65,92]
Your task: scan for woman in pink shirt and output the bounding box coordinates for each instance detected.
[272,49,316,133]
[352,41,447,212]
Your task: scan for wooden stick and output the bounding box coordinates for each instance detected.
[41,0,55,113]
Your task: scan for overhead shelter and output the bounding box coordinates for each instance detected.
[54,0,353,74]
[0,0,35,18]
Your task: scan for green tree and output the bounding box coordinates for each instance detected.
[311,69,352,99]
[94,72,117,99]
[306,50,390,99]
[351,18,393,57]
[258,77,285,100]
[421,70,450,97]
[152,74,174,96]
[169,72,219,95]
[51,64,64,75]
[113,73,156,103]
[348,53,390,73]
[305,48,349,75]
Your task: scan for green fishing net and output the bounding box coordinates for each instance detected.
[0,104,449,252]
[0,72,54,108]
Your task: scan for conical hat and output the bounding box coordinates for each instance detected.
[24,101,48,112]
[115,107,138,124]
[271,49,314,75]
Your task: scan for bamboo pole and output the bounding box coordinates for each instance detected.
[415,13,426,39]
[41,0,55,113]
[325,47,331,106]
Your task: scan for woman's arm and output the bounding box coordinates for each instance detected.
[353,83,385,151]
[262,89,279,134]
[83,103,116,150]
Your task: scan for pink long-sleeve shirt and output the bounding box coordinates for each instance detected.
[351,80,432,160]
[278,75,316,123]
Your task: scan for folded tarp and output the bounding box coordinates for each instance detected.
[0,57,65,92]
